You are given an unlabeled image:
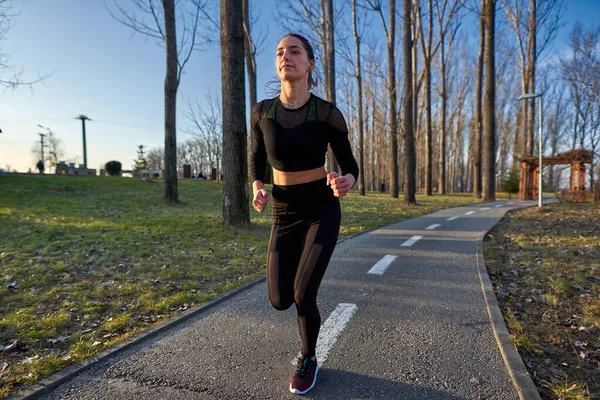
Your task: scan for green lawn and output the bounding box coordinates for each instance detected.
[0,174,487,397]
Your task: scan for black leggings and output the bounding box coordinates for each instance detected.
[267,178,341,358]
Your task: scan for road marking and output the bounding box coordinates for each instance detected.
[464,211,475,215]
[401,235,423,247]
[367,255,397,275]
[507,202,515,205]
[494,204,503,208]
[293,303,358,364]
[447,216,458,221]
[425,224,441,230]
[480,207,491,210]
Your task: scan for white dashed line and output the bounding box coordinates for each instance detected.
[494,205,503,208]
[464,211,475,215]
[507,202,515,205]
[367,255,397,275]
[480,207,491,210]
[401,235,423,247]
[425,224,441,230]
[293,303,357,364]
[447,216,458,221]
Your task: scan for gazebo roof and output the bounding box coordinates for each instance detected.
[519,149,593,166]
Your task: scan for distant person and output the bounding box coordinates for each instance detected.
[198,172,205,180]
[36,160,45,175]
[249,33,358,395]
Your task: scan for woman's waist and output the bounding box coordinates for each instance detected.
[272,166,327,186]
[271,177,336,207]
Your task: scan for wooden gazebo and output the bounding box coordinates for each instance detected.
[518,149,593,201]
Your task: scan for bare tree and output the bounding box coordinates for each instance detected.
[221,0,249,227]
[147,146,165,170]
[435,0,463,195]
[473,1,484,198]
[0,0,48,90]
[482,0,496,201]
[500,0,565,157]
[404,0,417,205]
[109,0,209,203]
[185,92,223,180]
[367,0,399,198]
[414,0,435,195]
[31,131,65,173]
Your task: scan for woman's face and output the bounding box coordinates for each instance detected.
[276,36,314,84]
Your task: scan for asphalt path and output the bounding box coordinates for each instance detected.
[35,200,535,400]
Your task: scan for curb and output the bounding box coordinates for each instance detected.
[475,229,541,400]
[11,276,267,400]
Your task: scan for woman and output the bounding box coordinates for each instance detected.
[249,33,359,395]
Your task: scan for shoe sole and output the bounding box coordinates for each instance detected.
[289,363,320,395]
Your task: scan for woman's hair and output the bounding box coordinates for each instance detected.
[267,33,319,94]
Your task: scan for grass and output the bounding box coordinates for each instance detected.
[0,174,488,398]
[484,202,600,400]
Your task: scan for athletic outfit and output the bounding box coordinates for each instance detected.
[250,94,359,395]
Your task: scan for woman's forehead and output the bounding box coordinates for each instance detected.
[277,36,304,50]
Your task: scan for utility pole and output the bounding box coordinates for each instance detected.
[76,115,91,168]
[38,133,46,165]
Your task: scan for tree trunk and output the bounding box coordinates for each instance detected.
[473,3,484,199]
[404,0,416,205]
[325,0,339,174]
[164,0,179,203]
[221,0,249,227]
[353,0,366,195]
[527,0,537,157]
[482,0,496,201]
[242,0,257,109]
[388,0,399,198]
[439,49,447,195]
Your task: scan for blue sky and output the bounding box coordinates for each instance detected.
[1,0,599,173]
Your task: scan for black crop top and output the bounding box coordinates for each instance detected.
[249,94,359,184]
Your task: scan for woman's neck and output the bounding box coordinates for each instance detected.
[279,81,310,109]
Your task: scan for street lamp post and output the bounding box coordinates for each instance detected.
[518,93,543,207]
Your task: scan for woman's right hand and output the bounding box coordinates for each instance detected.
[252,188,271,213]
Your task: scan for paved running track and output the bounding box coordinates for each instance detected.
[29,201,537,400]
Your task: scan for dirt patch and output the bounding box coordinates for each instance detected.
[485,203,600,399]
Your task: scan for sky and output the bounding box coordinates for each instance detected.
[1,0,599,173]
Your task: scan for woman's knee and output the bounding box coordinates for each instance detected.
[269,294,294,311]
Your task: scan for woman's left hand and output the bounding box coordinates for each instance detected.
[327,172,354,197]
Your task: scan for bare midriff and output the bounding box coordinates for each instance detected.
[273,166,327,186]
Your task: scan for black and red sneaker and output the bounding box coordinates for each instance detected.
[289,356,319,395]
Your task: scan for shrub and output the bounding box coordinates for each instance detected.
[105,161,122,176]
[501,167,519,199]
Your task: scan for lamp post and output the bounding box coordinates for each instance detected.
[518,93,543,207]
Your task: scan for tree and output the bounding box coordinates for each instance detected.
[501,167,519,199]
[352,0,366,195]
[133,144,149,173]
[404,0,417,205]
[30,130,65,173]
[0,0,47,89]
[482,0,496,201]
[146,146,164,170]
[473,0,484,198]
[435,0,463,195]
[110,0,210,203]
[500,0,565,157]
[221,0,249,227]
[185,92,223,179]
[367,0,399,198]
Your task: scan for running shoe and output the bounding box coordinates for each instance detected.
[289,356,319,395]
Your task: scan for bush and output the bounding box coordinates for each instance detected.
[105,161,122,176]
[501,167,519,199]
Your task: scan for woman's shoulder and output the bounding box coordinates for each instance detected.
[252,98,277,124]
